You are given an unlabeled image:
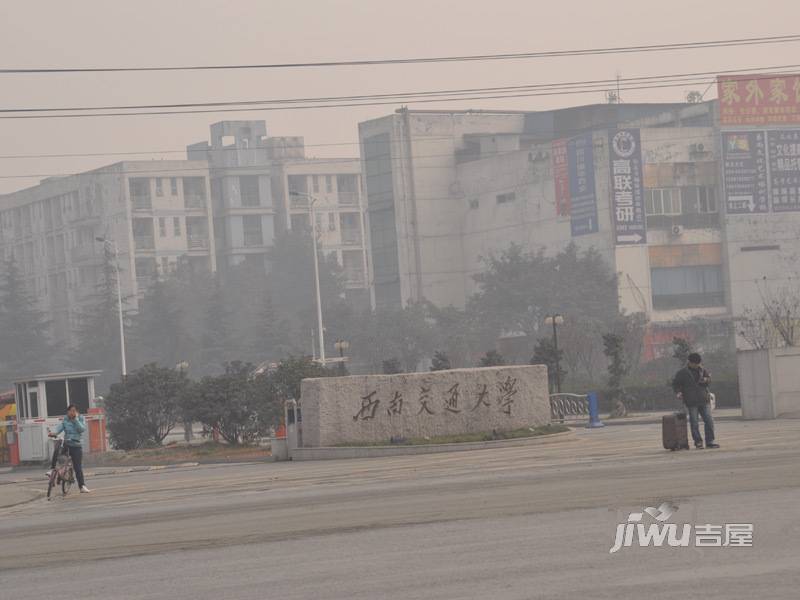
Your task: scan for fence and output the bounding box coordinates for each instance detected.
[549,393,604,428]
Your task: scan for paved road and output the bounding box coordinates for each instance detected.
[2,419,800,599]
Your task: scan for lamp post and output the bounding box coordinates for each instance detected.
[544,314,564,393]
[334,339,350,375]
[96,236,127,378]
[289,191,326,365]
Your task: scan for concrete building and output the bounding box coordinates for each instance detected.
[189,121,369,305]
[0,161,215,347]
[359,104,737,358]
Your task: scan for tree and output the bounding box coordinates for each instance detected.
[603,333,630,417]
[531,338,566,393]
[430,350,452,371]
[672,337,692,364]
[198,278,237,376]
[479,350,506,367]
[382,358,403,374]
[0,256,56,388]
[189,362,270,445]
[268,355,333,402]
[72,244,127,390]
[105,364,186,449]
[129,276,191,370]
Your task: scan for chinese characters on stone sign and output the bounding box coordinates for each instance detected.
[719,75,800,126]
[352,377,521,421]
[608,129,646,245]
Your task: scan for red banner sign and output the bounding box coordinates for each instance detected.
[551,138,570,216]
[718,74,800,126]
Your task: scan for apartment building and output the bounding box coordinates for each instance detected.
[188,121,369,305]
[359,103,748,358]
[0,161,215,348]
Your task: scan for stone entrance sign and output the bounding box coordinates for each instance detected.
[299,365,550,447]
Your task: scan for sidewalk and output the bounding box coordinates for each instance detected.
[602,407,742,426]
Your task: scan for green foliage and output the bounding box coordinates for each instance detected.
[531,337,566,392]
[672,337,692,364]
[105,364,187,450]
[430,350,452,371]
[479,350,506,367]
[0,256,56,388]
[603,333,631,417]
[382,358,403,374]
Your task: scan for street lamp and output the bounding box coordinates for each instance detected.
[544,314,564,393]
[96,236,127,378]
[334,339,350,375]
[289,191,326,365]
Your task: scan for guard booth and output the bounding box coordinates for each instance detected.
[0,390,17,466]
[13,371,105,462]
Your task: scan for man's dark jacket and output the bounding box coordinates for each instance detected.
[672,366,710,407]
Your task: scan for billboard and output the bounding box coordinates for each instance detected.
[718,74,800,126]
[568,133,598,237]
[551,138,571,217]
[767,130,800,212]
[721,131,769,214]
[608,129,646,245]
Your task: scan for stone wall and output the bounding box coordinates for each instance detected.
[299,365,550,447]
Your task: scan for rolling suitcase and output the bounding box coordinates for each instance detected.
[662,412,690,451]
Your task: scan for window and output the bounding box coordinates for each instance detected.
[46,381,68,417]
[239,175,260,206]
[496,192,516,204]
[651,265,724,310]
[161,257,170,273]
[645,188,681,215]
[170,177,178,196]
[243,215,263,246]
[469,199,480,209]
[158,217,167,237]
[173,217,181,237]
[291,213,309,231]
[312,175,320,194]
[155,178,164,197]
[326,175,333,193]
[328,212,336,231]
[682,186,718,214]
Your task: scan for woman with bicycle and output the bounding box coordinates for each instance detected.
[48,404,90,493]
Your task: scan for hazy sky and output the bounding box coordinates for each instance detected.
[1,0,798,193]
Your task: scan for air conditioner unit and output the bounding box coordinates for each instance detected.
[671,225,684,237]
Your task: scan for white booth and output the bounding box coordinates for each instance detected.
[14,371,102,462]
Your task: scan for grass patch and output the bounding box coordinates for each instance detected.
[85,441,271,466]
[334,424,569,447]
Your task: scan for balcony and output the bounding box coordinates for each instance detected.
[188,235,210,250]
[337,192,360,206]
[290,194,310,209]
[184,194,206,210]
[341,230,363,246]
[132,196,152,211]
[243,232,263,247]
[134,235,155,250]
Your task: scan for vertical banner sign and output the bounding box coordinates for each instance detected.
[609,129,646,245]
[569,133,598,236]
[721,131,769,214]
[767,130,800,212]
[551,138,571,217]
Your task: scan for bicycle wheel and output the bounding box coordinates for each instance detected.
[61,466,74,496]
[47,471,57,500]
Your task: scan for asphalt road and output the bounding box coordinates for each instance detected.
[2,419,800,599]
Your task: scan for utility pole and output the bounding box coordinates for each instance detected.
[96,237,127,377]
[544,314,564,393]
[290,191,326,364]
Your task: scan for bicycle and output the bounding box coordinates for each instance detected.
[46,437,75,500]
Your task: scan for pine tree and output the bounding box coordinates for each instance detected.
[72,245,126,391]
[430,350,452,371]
[531,338,566,393]
[129,276,190,370]
[0,256,56,387]
[198,278,237,375]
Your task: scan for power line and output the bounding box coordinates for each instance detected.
[3,34,799,74]
[2,68,798,120]
[3,63,797,114]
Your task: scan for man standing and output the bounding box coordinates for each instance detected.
[672,352,719,449]
[48,404,91,493]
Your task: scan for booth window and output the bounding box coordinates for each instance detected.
[46,380,68,416]
[68,378,90,413]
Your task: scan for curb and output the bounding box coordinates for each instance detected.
[289,429,575,461]
[0,462,200,484]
